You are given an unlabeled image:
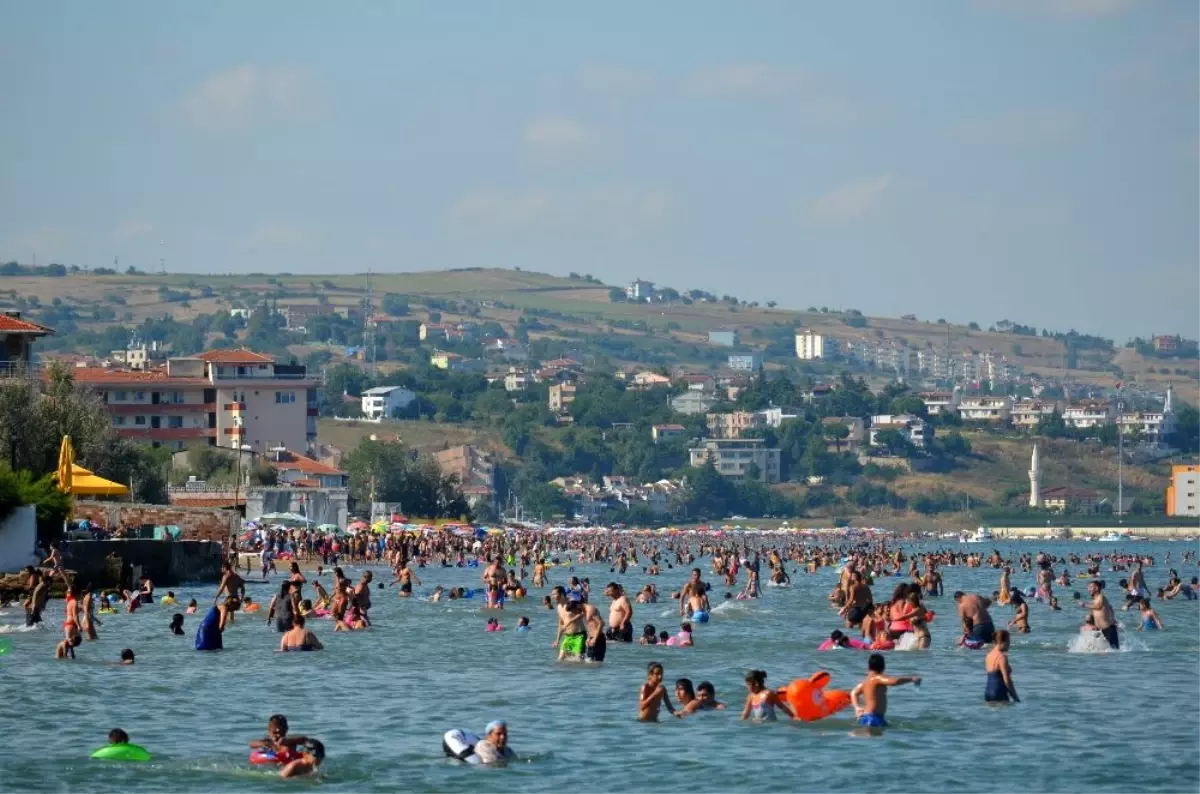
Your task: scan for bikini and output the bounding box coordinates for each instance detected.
[750,693,776,721]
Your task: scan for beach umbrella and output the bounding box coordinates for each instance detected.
[348,520,369,531]
[56,435,74,494]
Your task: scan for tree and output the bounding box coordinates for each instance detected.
[889,394,928,418]
[343,439,468,519]
[940,431,972,458]
[1174,403,1199,454]
[608,287,627,303]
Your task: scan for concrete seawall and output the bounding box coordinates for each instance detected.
[64,539,225,589]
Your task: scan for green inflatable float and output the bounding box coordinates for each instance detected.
[90,743,152,762]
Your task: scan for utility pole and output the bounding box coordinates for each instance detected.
[1117,397,1124,523]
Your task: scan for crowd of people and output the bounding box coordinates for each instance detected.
[11,526,1196,772]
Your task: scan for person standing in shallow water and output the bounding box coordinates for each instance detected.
[1081,580,1118,649]
[985,629,1019,703]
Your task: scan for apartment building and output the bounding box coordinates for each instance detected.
[670,391,717,415]
[436,445,496,511]
[795,330,835,360]
[1011,399,1059,429]
[361,385,416,420]
[957,395,1012,423]
[71,348,318,453]
[869,414,933,450]
[689,438,781,483]
[918,391,958,416]
[1063,400,1114,430]
[1166,464,1199,517]
[651,424,687,443]
[626,279,655,301]
[727,353,763,371]
[706,410,765,439]
[549,382,577,412]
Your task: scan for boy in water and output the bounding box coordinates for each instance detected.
[638,662,677,721]
[249,714,325,778]
[850,653,921,734]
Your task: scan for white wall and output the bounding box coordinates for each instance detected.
[0,505,37,571]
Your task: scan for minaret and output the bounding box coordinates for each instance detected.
[1163,383,1174,415]
[1028,444,1041,508]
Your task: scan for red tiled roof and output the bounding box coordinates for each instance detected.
[269,450,345,476]
[195,348,274,364]
[169,496,244,508]
[0,314,53,334]
[292,478,320,488]
[68,367,210,386]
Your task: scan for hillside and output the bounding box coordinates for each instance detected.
[4,266,1194,392]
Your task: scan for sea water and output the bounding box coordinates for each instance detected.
[0,540,1196,793]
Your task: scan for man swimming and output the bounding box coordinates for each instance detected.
[850,653,920,733]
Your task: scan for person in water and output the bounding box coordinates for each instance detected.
[1081,580,1119,649]
[120,648,135,665]
[473,720,516,764]
[739,669,793,722]
[639,662,677,721]
[55,634,81,659]
[516,616,530,631]
[249,714,325,778]
[984,629,1020,704]
[639,624,658,645]
[196,596,240,651]
[850,653,921,732]
[280,614,324,651]
[1135,598,1164,631]
[170,614,185,635]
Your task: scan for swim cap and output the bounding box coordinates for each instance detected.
[485,720,506,734]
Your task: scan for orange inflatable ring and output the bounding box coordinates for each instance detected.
[777,671,852,722]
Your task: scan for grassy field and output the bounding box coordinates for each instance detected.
[317,418,510,460]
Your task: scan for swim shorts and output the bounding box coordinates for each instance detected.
[858,713,887,728]
[1100,624,1119,649]
[401,582,412,594]
[846,605,867,625]
[969,622,995,645]
[586,632,607,662]
[692,610,710,624]
[560,632,585,657]
[606,623,633,643]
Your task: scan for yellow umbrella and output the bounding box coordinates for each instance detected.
[56,436,74,494]
[69,463,130,497]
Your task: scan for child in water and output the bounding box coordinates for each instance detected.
[850,653,921,732]
[638,662,677,721]
[516,616,530,632]
[170,614,185,635]
[249,714,325,778]
[185,599,198,615]
[486,618,504,632]
[639,624,657,645]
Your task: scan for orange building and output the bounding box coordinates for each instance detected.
[1166,464,1199,517]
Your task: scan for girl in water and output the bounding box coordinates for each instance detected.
[739,670,794,721]
[1008,590,1030,634]
[1136,598,1164,631]
[984,629,1019,703]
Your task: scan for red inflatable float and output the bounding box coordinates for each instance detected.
[776,671,852,722]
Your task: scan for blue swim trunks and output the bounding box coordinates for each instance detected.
[692,610,710,623]
[858,713,887,728]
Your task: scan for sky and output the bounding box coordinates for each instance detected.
[0,1,1196,341]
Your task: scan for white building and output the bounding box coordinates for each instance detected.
[361,385,416,420]
[919,391,958,416]
[504,367,531,392]
[957,395,1011,423]
[795,330,835,360]
[1011,400,1059,429]
[1117,384,1176,442]
[758,406,800,428]
[670,391,717,416]
[1063,400,1114,430]
[626,279,655,301]
[689,438,781,483]
[869,414,933,450]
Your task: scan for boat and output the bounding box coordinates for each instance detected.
[1097,532,1124,543]
[958,527,994,544]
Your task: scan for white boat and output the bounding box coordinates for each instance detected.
[1097,532,1124,542]
[959,527,994,544]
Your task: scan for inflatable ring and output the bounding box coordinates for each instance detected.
[778,671,852,722]
[250,748,297,765]
[91,743,151,762]
[443,729,482,764]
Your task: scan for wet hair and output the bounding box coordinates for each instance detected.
[294,614,306,627]
[647,662,663,676]
[109,728,129,744]
[169,613,184,628]
[268,714,289,734]
[868,653,886,673]
[187,598,197,607]
[952,591,965,600]
[830,629,845,642]
[744,669,767,688]
[680,622,692,633]
[994,629,1011,648]
[658,631,670,642]
[697,681,715,697]
[675,678,695,698]
[642,624,656,636]
[119,647,133,660]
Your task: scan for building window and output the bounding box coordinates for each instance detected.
[135,416,146,425]
[114,416,126,426]
[114,391,128,402]
[168,416,183,429]
[135,391,146,401]
[275,391,296,404]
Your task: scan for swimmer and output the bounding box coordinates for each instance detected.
[1008,590,1030,634]
[243,595,260,613]
[120,648,135,665]
[473,721,516,764]
[740,669,793,721]
[850,653,920,733]
[430,586,444,603]
[281,614,324,651]
[249,714,325,778]
[1136,598,1164,631]
[486,617,504,632]
[185,599,198,615]
[161,591,177,606]
[169,614,185,635]
[516,616,530,632]
[667,622,693,647]
[984,629,1019,703]
[639,662,677,721]
[639,624,657,645]
[1049,596,1061,611]
[55,634,81,659]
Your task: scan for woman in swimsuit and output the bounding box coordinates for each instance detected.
[1008,589,1030,633]
[62,583,82,644]
[1136,598,1164,631]
[80,583,99,641]
[739,669,794,722]
[279,614,324,651]
[984,629,1019,703]
[888,584,919,639]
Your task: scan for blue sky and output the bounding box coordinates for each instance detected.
[1,1,1196,340]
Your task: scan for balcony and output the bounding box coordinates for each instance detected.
[116,427,216,440]
[223,402,246,411]
[0,360,40,378]
[108,402,215,414]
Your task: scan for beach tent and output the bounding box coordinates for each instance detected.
[257,512,311,525]
[69,463,130,497]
